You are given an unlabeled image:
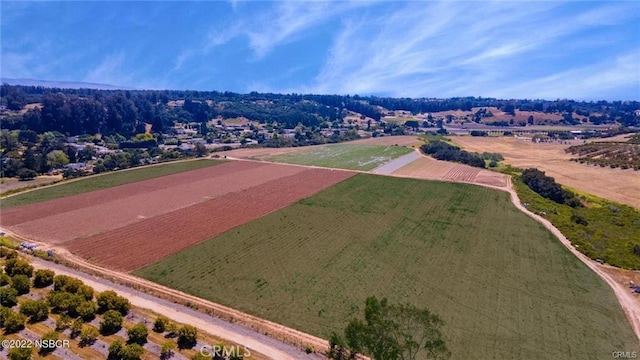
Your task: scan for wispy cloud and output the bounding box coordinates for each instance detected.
[300,1,639,99]
[83,53,136,86]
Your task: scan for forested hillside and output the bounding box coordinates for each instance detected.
[2,85,638,138]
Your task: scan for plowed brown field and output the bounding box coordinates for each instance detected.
[2,161,310,243]
[65,168,354,271]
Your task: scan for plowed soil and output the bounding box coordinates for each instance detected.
[2,161,308,243]
[65,168,354,271]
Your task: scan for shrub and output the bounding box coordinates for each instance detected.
[4,258,33,277]
[33,269,55,288]
[80,325,99,346]
[0,287,19,307]
[100,309,123,335]
[153,316,169,332]
[3,311,27,333]
[19,299,49,322]
[97,290,130,315]
[40,331,58,354]
[127,323,148,345]
[177,325,198,349]
[11,274,31,295]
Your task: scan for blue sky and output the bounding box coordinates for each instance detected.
[1,1,639,100]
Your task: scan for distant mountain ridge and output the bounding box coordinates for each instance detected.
[1,78,135,90]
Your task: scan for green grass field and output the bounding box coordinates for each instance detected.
[262,144,413,170]
[1,159,225,209]
[135,174,638,359]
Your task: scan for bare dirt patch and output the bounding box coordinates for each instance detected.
[452,136,640,208]
[64,168,355,271]
[391,155,507,188]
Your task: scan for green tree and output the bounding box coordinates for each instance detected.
[80,325,99,346]
[100,309,123,335]
[48,291,83,315]
[55,314,72,331]
[53,275,84,293]
[0,287,19,307]
[160,340,177,360]
[3,311,27,333]
[177,324,198,349]
[344,296,449,360]
[16,168,37,181]
[7,346,32,360]
[40,331,59,354]
[97,290,130,315]
[11,274,31,295]
[76,300,98,320]
[122,343,144,360]
[70,318,84,338]
[19,299,49,322]
[127,323,148,345]
[108,339,125,359]
[4,258,33,277]
[153,316,169,333]
[33,269,55,288]
[0,273,10,286]
[46,150,70,169]
[0,306,12,327]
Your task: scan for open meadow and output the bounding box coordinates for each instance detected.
[229,143,414,171]
[135,174,638,360]
[450,136,640,208]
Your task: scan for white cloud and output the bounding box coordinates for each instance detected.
[298,1,640,99]
[83,53,134,86]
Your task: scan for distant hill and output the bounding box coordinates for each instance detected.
[0,78,134,90]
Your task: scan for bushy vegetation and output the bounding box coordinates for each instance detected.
[521,168,582,207]
[420,140,485,168]
[512,174,640,269]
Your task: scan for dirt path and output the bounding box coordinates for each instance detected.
[371,150,422,174]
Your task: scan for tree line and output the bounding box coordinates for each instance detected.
[521,168,581,207]
[420,141,486,168]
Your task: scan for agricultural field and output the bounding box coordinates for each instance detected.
[135,174,637,360]
[451,135,640,208]
[251,143,413,171]
[1,159,226,209]
[0,161,354,271]
[392,155,508,188]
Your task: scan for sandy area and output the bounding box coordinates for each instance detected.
[451,136,640,208]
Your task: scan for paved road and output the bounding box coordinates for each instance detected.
[27,257,323,360]
[371,150,421,174]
